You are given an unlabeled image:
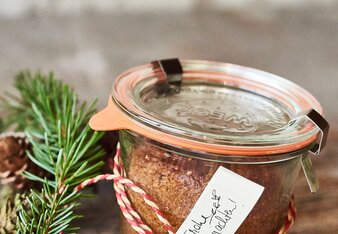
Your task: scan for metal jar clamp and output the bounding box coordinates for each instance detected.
[289,109,330,193]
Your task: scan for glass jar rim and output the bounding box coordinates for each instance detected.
[91,60,323,156]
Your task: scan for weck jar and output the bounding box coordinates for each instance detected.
[89,59,329,234]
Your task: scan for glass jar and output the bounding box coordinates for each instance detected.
[90,59,329,234]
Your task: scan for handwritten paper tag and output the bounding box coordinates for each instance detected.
[176,166,264,234]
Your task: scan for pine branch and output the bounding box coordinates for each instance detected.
[1,71,106,233]
[0,71,74,131]
[17,184,81,234]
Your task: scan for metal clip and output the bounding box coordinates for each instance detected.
[288,109,329,155]
[301,154,319,193]
[288,109,329,193]
[151,58,183,94]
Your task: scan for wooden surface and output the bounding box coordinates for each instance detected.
[289,129,338,234]
[0,5,337,234]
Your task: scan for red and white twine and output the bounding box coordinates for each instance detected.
[75,143,296,234]
[277,195,297,234]
[75,143,174,234]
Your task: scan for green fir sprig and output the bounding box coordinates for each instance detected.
[1,72,66,131]
[1,71,105,233]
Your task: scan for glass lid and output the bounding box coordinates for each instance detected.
[111,60,322,152]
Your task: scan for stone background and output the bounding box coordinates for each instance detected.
[0,1,337,233]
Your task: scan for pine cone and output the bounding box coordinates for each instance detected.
[0,186,17,234]
[0,132,47,190]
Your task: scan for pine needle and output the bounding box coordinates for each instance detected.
[1,71,105,233]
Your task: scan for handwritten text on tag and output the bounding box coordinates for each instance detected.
[176,166,264,234]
